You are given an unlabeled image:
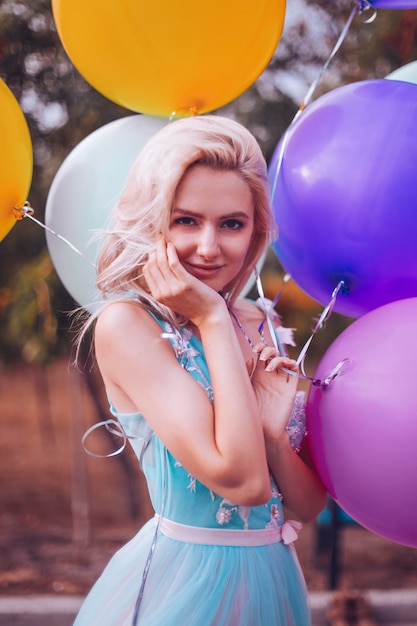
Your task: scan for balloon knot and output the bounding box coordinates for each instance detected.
[339,280,350,296]
[169,105,200,121]
[322,358,352,387]
[12,201,33,220]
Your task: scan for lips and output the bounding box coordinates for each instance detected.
[186,263,224,279]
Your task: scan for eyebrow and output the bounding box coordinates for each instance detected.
[172,207,252,220]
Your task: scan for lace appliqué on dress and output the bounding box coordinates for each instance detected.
[266,504,282,529]
[286,390,307,453]
[216,500,252,530]
[161,324,214,402]
[264,477,283,528]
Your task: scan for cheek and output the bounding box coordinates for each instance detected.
[168,232,192,258]
[235,232,255,260]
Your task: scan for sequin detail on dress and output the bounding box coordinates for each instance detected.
[286,391,307,453]
[161,323,214,402]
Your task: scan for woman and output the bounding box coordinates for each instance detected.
[74,115,326,625]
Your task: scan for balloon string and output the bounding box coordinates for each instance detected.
[82,419,128,458]
[356,0,378,22]
[270,2,360,203]
[14,202,96,268]
[297,280,348,373]
[255,269,286,356]
[278,280,349,387]
[255,272,350,387]
[291,357,352,388]
[132,447,168,626]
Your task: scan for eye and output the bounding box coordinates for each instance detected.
[172,216,196,226]
[221,218,244,230]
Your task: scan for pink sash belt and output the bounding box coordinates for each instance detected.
[155,515,302,547]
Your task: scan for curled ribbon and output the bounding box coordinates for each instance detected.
[81,419,128,458]
[259,275,352,388]
[296,281,349,372]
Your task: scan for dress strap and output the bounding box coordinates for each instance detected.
[155,515,302,547]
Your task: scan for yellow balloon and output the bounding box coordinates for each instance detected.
[52,0,286,117]
[0,79,33,241]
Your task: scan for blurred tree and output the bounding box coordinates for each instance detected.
[0,0,416,366]
[221,0,415,160]
[0,0,130,365]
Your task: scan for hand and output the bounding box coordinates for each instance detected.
[248,343,299,448]
[143,235,225,325]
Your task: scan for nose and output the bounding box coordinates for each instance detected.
[196,226,220,260]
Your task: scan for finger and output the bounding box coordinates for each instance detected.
[166,241,186,279]
[151,237,184,289]
[143,243,174,298]
[154,235,171,275]
[252,345,277,362]
[142,257,161,295]
[156,238,189,284]
[265,357,298,373]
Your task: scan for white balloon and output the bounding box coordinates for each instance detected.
[45,115,167,310]
[385,60,417,85]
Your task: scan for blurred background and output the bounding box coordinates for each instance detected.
[1,0,417,610]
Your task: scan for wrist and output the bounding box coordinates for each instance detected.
[192,298,229,331]
[265,432,292,458]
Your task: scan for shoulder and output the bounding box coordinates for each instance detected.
[96,301,138,339]
[232,297,291,350]
[96,300,149,331]
[232,298,265,324]
[233,298,264,319]
[95,301,163,358]
[94,300,180,389]
[230,298,266,344]
[93,302,185,414]
[235,296,284,328]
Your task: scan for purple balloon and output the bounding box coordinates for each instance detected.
[307,297,417,547]
[370,0,417,7]
[269,79,417,318]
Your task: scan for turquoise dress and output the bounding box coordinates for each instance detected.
[73,312,311,626]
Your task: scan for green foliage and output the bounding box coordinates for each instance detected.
[0,0,129,366]
[0,249,68,366]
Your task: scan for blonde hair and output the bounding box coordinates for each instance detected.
[96,114,276,326]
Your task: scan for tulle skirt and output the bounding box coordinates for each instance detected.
[73,519,311,626]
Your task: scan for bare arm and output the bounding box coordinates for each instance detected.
[95,241,271,506]
[265,434,326,523]
[249,344,326,522]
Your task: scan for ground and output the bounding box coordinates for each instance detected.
[1,358,417,597]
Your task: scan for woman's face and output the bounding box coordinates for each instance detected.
[168,165,255,293]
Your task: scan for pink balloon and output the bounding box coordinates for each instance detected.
[307,298,417,547]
